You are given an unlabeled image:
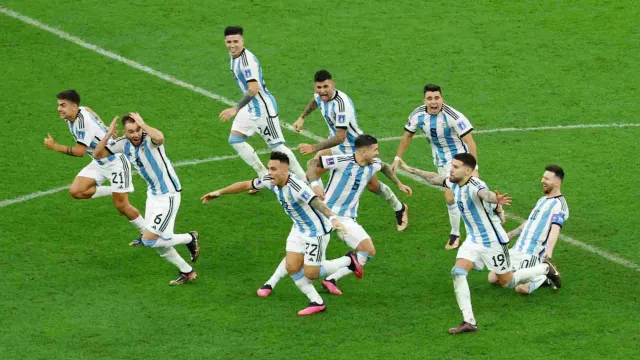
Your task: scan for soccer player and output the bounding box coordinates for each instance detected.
[391,84,486,249]
[487,165,568,294]
[44,90,145,236]
[94,113,200,286]
[257,135,412,297]
[201,151,363,316]
[293,70,409,231]
[398,154,561,334]
[219,26,306,186]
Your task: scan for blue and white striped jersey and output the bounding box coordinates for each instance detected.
[230,48,278,118]
[405,104,473,167]
[314,89,363,154]
[514,195,569,257]
[252,174,330,237]
[322,154,382,218]
[444,177,508,247]
[108,133,182,196]
[66,107,117,165]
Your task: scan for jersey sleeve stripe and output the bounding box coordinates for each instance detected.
[442,104,460,120]
[409,105,426,118]
[459,128,473,138]
[240,51,248,66]
[334,94,345,112]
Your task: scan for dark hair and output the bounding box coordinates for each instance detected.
[224,26,243,36]
[56,90,80,105]
[314,70,332,83]
[453,153,476,169]
[355,134,378,149]
[121,114,136,127]
[545,165,565,180]
[423,84,442,95]
[270,151,289,164]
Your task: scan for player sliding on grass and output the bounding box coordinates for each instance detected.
[487,165,569,294]
[398,153,561,334]
[257,135,412,297]
[44,90,145,238]
[219,26,306,192]
[94,113,200,286]
[293,70,410,231]
[201,151,363,316]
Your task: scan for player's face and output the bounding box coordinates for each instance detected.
[267,159,289,187]
[124,122,143,146]
[424,91,443,115]
[314,80,336,102]
[449,159,471,182]
[57,99,78,120]
[225,35,244,58]
[362,144,379,163]
[541,171,561,194]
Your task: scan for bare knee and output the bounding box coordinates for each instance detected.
[356,240,376,257]
[69,186,90,199]
[286,261,302,275]
[304,266,320,280]
[515,284,530,294]
[487,272,499,285]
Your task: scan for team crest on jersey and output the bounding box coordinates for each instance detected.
[552,213,565,225]
[337,115,345,124]
[326,157,335,166]
[244,69,252,78]
[77,130,85,139]
[300,191,311,202]
[457,122,467,131]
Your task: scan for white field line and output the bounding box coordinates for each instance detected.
[1,7,638,272]
[378,123,640,142]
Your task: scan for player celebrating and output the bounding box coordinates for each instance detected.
[44,90,145,236]
[391,84,484,249]
[398,154,560,334]
[488,165,569,294]
[257,135,412,297]
[94,113,200,286]
[201,151,363,316]
[293,70,409,231]
[219,26,306,185]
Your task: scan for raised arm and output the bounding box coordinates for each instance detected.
[94,116,119,159]
[299,128,346,155]
[461,133,478,175]
[477,188,512,205]
[391,131,415,171]
[201,180,255,203]
[398,159,446,187]
[129,113,164,145]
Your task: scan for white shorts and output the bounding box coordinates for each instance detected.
[335,216,370,249]
[456,238,511,275]
[76,154,134,193]
[285,226,330,266]
[145,192,181,238]
[509,249,542,271]
[437,162,452,177]
[231,106,285,146]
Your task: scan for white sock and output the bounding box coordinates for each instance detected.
[147,233,193,248]
[156,247,192,273]
[447,203,461,236]
[510,264,549,287]
[272,144,306,180]
[232,142,267,176]
[129,215,146,234]
[376,182,403,212]
[91,186,112,199]
[291,269,323,304]
[526,275,548,293]
[319,255,351,277]
[325,251,371,281]
[451,267,476,325]
[265,258,288,288]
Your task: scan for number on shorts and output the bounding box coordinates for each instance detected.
[305,243,318,257]
[492,254,506,267]
[154,214,163,225]
[111,172,124,184]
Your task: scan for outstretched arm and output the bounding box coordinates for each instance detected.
[478,188,512,205]
[310,197,346,233]
[391,131,415,171]
[299,128,346,155]
[380,163,412,195]
[398,159,446,187]
[201,180,254,203]
[44,133,86,157]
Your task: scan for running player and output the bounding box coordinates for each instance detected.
[44,90,145,236]
[398,154,561,334]
[293,70,409,231]
[391,84,486,249]
[219,26,305,186]
[94,113,200,286]
[488,165,568,294]
[257,135,412,297]
[201,151,362,316]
